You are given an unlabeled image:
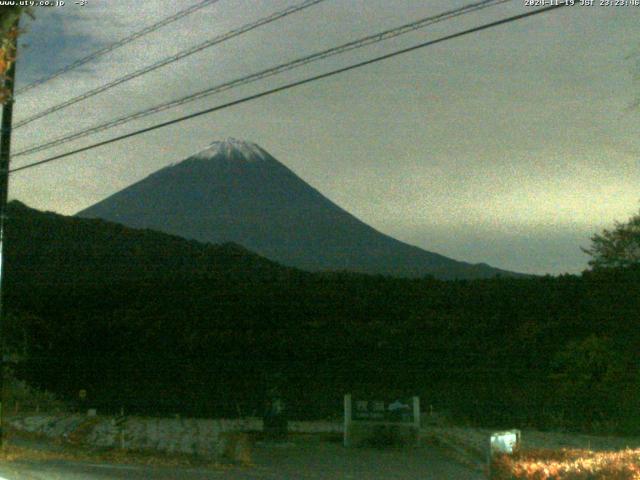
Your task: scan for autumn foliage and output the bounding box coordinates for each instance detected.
[490,448,640,480]
[0,6,29,103]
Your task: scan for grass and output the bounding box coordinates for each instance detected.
[420,425,640,477]
[490,448,640,479]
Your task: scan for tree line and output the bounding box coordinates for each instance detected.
[3,200,639,434]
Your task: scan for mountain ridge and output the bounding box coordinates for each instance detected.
[77,138,524,280]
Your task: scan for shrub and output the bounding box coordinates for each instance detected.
[219,432,252,465]
[490,448,640,479]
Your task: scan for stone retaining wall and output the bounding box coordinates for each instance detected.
[6,414,342,457]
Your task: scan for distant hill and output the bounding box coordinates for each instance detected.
[77,138,521,280]
[6,199,292,287]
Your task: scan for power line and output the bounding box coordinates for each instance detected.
[14,0,509,159]
[10,3,571,175]
[13,0,326,129]
[15,0,221,96]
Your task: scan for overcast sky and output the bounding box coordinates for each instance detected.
[9,0,640,275]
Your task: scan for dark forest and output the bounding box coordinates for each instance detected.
[5,201,639,434]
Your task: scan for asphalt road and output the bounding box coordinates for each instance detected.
[0,439,484,479]
[0,461,232,480]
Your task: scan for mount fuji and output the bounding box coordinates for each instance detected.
[77,138,519,279]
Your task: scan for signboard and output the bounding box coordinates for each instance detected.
[490,430,521,456]
[351,398,415,423]
[343,394,420,447]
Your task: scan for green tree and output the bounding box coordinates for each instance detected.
[582,207,640,269]
[0,7,23,38]
[550,336,627,431]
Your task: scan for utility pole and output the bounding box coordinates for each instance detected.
[0,17,19,449]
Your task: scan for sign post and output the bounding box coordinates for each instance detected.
[412,396,420,444]
[489,429,521,477]
[113,408,127,449]
[343,394,352,447]
[263,375,287,441]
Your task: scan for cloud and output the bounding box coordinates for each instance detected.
[16,8,102,84]
[7,1,640,275]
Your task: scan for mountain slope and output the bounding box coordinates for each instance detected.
[77,138,519,279]
[5,200,295,292]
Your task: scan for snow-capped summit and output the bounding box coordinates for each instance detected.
[195,138,270,162]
